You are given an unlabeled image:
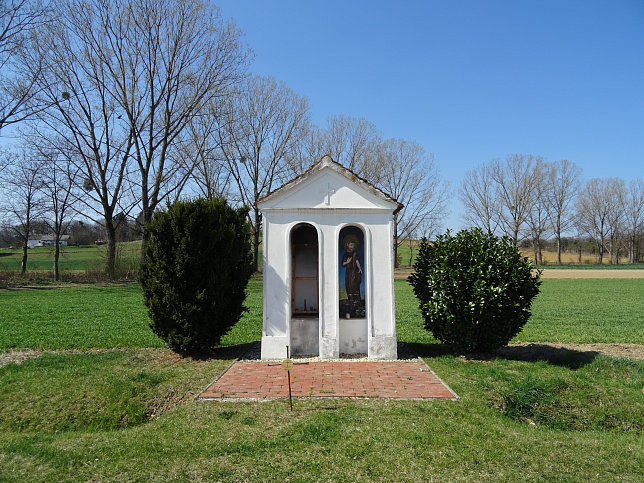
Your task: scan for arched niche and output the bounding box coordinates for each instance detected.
[289,223,319,356]
[338,225,368,355]
[338,225,366,319]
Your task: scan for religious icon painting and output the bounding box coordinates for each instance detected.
[338,225,366,319]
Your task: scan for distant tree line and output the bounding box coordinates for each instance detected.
[0,0,449,277]
[460,155,644,264]
[1,1,641,281]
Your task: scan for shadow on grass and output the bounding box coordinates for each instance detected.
[406,342,598,370]
[187,343,255,361]
[216,341,599,370]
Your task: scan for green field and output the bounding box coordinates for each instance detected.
[1,244,641,284]
[0,243,141,273]
[1,279,643,481]
[2,279,642,350]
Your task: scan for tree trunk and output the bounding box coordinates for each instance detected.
[105,221,117,279]
[556,235,562,265]
[533,244,538,265]
[140,207,153,262]
[394,241,399,269]
[253,208,261,272]
[20,238,28,275]
[408,239,414,267]
[54,241,60,281]
[393,216,399,269]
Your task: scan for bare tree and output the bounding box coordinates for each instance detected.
[217,75,310,270]
[0,149,45,273]
[0,149,9,175]
[376,138,448,267]
[179,105,232,200]
[459,162,501,235]
[39,147,79,280]
[624,179,644,263]
[491,154,540,246]
[24,0,248,275]
[85,0,250,258]
[286,120,326,174]
[526,160,549,265]
[0,0,49,131]
[605,178,626,264]
[575,178,624,264]
[319,115,383,184]
[544,159,581,264]
[23,3,135,278]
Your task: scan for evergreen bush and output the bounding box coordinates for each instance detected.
[138,198,253,354]
[408,228,541,353]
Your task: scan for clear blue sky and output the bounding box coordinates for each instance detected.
[216,0,644,229]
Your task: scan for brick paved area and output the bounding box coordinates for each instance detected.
[199,359,458,400]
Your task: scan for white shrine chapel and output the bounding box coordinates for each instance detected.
[257,155,403,360]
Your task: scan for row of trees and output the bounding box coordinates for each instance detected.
[2,1,641,279]
[0,0,449,277]
[460,155,644,264]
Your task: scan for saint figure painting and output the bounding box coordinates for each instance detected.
[339,226,365,318]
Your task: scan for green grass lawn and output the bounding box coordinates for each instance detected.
[3,279,641,350]
[0,279,643,481]
[0,242,141,272]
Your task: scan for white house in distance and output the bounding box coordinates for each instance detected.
[27,235,71,248]
[256,155,403,360]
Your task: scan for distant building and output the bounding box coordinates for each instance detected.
[27,235,71,248]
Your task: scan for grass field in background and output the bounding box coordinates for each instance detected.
[1,242,642,279]
[1,278,642,481]
[0,242,141,272]
[2,279,643,350]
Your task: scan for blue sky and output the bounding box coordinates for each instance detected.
[216,0,644,229]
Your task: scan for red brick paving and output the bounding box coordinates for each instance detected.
[199,360,458,400]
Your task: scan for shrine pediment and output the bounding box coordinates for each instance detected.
[257,155,402,212]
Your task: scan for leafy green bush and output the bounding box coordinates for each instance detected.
[139,198,253,354]
[408,228,541,352]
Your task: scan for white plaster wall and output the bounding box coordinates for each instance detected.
[339,318,368,354]
[260,209,397,360]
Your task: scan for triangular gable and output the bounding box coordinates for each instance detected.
[257,155,403,213]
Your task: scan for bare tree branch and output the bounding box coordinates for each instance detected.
[216,75,310,270]
[0,0,50,131]
[544,159,581,264]
[0,148,46,273]
[376,138,448,266]
[459,162,502,235]
[575,178,625,264]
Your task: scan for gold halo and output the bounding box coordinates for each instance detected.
[342,234,360,250]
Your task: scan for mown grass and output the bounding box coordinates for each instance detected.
[1,352,641,481]
[1,278,642,349]
[0,285,163,349]
[0,281,262,350]
[0,278,643,481]
[517,279,644,343]
[0,242,141,272]
[396,278,644,345]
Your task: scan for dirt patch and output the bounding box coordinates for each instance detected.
[500,342,644,361]
[395,268,644,280]
[539,269,644,279]
[0,349,44,367]
[2,343,643,369]
[0,346,251,369]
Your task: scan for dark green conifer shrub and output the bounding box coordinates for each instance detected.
[408,228,541,353]
[138,198,253,355]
